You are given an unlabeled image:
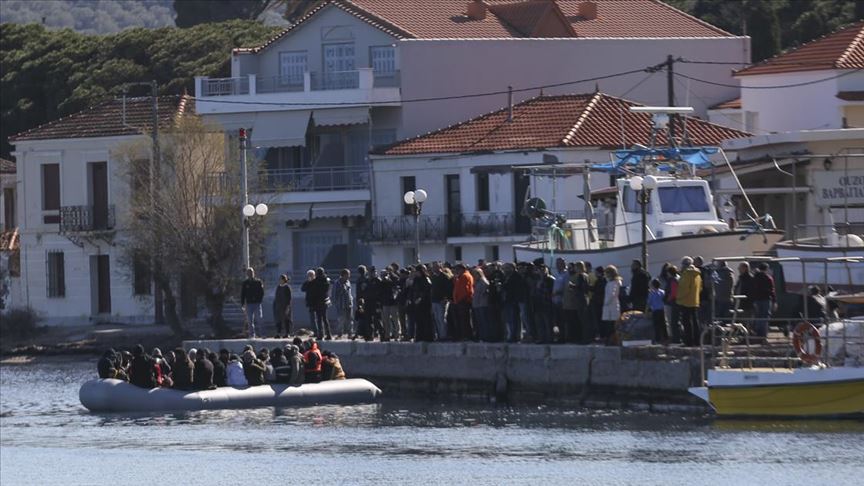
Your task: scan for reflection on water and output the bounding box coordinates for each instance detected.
[2,360,864,485]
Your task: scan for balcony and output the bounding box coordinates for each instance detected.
[448,212,521,237]
[207,167,369,194]
[59,205,116,233]
[369,215,447,243]
[195,69,401,115]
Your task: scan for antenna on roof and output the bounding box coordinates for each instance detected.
[507,85,513,122]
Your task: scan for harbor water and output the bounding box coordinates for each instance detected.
[2,359,863,485]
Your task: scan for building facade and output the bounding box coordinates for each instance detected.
[0,157,21,311]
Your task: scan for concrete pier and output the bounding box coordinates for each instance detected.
[183,338,707,411]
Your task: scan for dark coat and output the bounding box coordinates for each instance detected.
[128,355,157,389]
[241,278,264,305]
[273,284,292,315]
[193,357,215,390]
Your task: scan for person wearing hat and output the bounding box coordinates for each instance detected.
[242,349,266,386]
[151,347,173,387]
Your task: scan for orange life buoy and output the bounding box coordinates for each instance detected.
[793,322,822,365]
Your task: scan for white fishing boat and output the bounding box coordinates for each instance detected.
[514,106,783,280]
[774,231,864,292]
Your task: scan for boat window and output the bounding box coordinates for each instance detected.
[622,187,652,214]
[658,186,710,213]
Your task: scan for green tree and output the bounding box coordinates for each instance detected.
[283,0,325,23]
[173,0,278,27]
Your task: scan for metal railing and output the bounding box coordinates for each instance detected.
[59,205,116,232]
[255,75,304,94]
[201,77,249,96]
[369,215,447,243]
[372,70,401,88]
[791,222,864,246]
[310,70,360,90]
[257,167,369,192]
[448,212,523,237]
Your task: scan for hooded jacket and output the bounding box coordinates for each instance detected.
[226,359,247,387]
[676,265,703,309]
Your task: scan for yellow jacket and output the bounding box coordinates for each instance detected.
[676,266,702,308]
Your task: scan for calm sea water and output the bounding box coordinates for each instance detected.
[1,360,863,485]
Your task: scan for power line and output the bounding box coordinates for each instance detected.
[674,68,862,89]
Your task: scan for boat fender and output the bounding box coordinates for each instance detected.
[793,322,823,365]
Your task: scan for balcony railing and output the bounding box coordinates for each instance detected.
[369,215,447,243]
[197,69,401,97]
[257,167,369,192]
[59,205,116,233]
[449,212,522,237]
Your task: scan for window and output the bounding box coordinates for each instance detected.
[42,164,60,223]
[622,186,652,214]
[371,129,397,149]
[401,176,416,215]
[132,252,151,295]
[453,246,462,262]
[370,46,396,75]
[658,186,710,213]
[476,173,490,211]
[3,187,14,230]
[279,51,307,86]
[47,251,65,298]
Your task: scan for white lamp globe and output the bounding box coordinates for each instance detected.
[629,176,644,191]
[403,191,416,204]
[414,189,428,203]
[242,204,256,217]
[255,203,269,216]
[643,175,658,190]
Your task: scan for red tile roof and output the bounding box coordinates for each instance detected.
[709,97,741,110]
[375,92,750,156]
[0,157,15,174]
[237,0,731,53]
[10,95,195,142]
[736,21,864,76]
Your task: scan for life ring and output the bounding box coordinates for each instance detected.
[792,322,822,365]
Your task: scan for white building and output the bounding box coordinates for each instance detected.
[368,91,749,268]
[193,0,748,282]
[0,157,21,311]
[706,21,864,237]
[9,96,193,326]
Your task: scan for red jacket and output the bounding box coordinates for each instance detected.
[453,271,474,305]
[303,343,322,373]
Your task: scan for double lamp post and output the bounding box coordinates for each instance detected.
[403,189,428,264]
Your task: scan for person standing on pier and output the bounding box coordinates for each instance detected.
[430,262,453,341]
[452,263,475,341]
[629,260,651,313]
[332,269,354,339]
[272,274,292,338]
[713,261,735,324]
[677,257,703,347]
[240,268,264,338]
[601,266,623,345]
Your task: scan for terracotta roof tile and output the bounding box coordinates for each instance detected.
[376,92,750,156]
[0,157,15,174]
[10,95,195,142]
[709,97,741,110]
[736,21,864,76]
[238,0,731,54]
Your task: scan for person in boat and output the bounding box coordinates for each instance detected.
[285,344,305,385]
[648,279,668,344]
[412,265,435,342]
[211,350,227,388]
[97,349,121,380]
[269,347,290,383]
[172,348,194,390]
[188,348,197,362]
[332,268,354,340]
[713,261,735,324]
[272,274,292,339]
[629,260,651,314]
[193,347,215,390]
[242,349,266,386]
[259,348,275,382]
[590,266,607,344]
[303,339,324,383]
[128,344,158,389]
[806,286,828,326]
[601,266,623,345]
[119,350,132,378]
[677,257,703,347]
[152,348,173,388]
[751,262,776,340]
[240,267,265,338]
[321,350,346,380]
[662,265,681,344]
[452,263,475,341]
[226,354,247,387]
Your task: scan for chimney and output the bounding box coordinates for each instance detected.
[466,0,487,20]
[578,1,597,20]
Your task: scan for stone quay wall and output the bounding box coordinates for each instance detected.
[182,339,707,412]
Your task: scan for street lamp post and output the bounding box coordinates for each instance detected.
[629,175,657,270]
[403,189,428,264]
[239,128,268,270]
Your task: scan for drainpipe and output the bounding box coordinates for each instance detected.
[507,86,513,122]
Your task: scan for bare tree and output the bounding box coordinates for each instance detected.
[118,116,264,337]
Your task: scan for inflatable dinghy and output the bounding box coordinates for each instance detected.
[80,378,382,413]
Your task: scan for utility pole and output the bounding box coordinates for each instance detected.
[150,80,163,324]
[239,128,250,270]
[666,54,676,140]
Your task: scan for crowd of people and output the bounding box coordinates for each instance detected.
[239,254,827,347]
[97,338,346,390]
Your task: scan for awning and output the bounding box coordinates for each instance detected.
[311,201,367,219]
[313,107,369,127]
[282,203,312,222]
[250,111,310,148]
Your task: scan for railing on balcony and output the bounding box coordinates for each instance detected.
[59,205,116,233]
[310,70,360,91]
[373,70,401,88]
[449,212,521,237]
[369,215,447,243]
[257,167,369,192]
[256,75,304,94]
[201,77,250,96]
